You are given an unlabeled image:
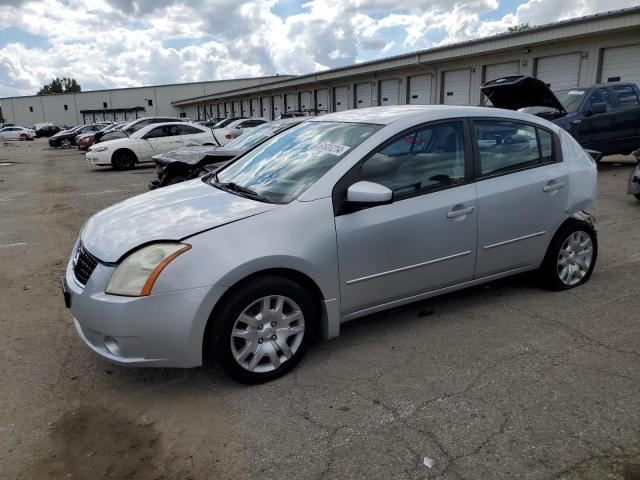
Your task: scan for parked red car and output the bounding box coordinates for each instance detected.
[76,132,97,151]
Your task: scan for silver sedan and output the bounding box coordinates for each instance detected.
[63,105,598,383]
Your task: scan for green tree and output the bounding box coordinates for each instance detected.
[508,23,530,32]
[37,77,82,95]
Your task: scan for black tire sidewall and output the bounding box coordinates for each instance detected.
[210,276,317,384]
[540,220,598,291]
[112,150,136,170]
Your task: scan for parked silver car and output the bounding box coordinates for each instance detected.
[63,105,598,383]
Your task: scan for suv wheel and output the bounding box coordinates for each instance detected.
[209,276,316,384]
[539,221,597,290]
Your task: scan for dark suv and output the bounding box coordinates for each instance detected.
[95,117,185,144]
[482,76,640,156]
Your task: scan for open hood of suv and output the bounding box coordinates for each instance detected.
[481,75,566,114]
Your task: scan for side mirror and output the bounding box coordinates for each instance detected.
[347,181,392,206]
[590,102,607,115]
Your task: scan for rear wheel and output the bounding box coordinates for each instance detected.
[20,134,27,141]
[539,221,597,291]
[60,138,72,149]
[209,276,316,384]
[111,150,137,170]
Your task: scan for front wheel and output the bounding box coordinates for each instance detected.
[111,150,136,170]
[209,276,316,384]
[539,221,597,291]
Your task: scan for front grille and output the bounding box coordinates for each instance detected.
[73,245,99,285]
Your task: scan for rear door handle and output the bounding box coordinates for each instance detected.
[543,182,565,192]
[447,206,474,218]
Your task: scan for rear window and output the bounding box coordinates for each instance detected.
[611,85,639,107]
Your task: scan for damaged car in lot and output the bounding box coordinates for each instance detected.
[64,105,597,384]
[86,122,217,170]
[49,123,111,148]
[481,76,640,158]
[628,148,640,201]
[149,117,307,188]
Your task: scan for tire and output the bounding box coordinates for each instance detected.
[111,149,137,170]
[635,194,640,202]
[208,276,317,384]
[20,134,27,141]
[60,138,72,149]
[539,220,597,291]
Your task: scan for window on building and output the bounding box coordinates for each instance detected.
[64,104,68,111]
[147,99,153,106]
[29,106,33,112]
[103,102,108,108]
[179,112,187,118]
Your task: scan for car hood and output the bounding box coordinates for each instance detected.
[153,146,242,166]
[481,75,566,114]
[51,130,76,139]
[81,178,279,262]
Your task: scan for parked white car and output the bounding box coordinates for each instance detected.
[213,118,267,145]
[0,126,35,141]
[86,122,216,170]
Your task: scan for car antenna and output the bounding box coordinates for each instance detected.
[204,106,221,147]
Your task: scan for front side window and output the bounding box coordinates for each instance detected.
[141,125,179,139]
[611,85,639,107]
[359,121,466,197]
[475,120,553,176]
[214,121,381,203]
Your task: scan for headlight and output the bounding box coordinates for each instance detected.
[94,146,108,152]
[106,243,191,296]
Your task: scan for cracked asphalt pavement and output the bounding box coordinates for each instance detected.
[1,139,639,479]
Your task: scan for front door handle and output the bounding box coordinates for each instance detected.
[447,206,474,218]
[543,181,565,192]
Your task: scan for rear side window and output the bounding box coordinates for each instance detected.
[146,125,180,138]
[611,85,639,107]
[178,125,203,135]
[474,120,554,176]
[588,88,613,109]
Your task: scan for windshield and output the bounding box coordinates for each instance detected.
[213,121,382,204]
[225,122,293,150]
[522,88,588,114]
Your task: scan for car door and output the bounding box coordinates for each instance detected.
[144,125,183,155]
[177,125,209,145]
[576,87,616,151]
[473,118,569,278]
[608,84,640,152]
[334,120,478,315]
[2,127,19,140]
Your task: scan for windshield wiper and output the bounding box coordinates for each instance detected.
[210,175,270,202]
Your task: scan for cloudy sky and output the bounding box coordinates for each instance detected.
[0,0,637,97]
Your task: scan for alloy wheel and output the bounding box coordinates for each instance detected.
[557,230,593,286]
[60,139,71,148]
[230,295,305,373]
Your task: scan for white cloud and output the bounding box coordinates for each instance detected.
[0,0,637,97]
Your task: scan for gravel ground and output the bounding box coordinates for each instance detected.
[1,138,639,480]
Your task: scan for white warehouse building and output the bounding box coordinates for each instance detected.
[0,75,293,127]
[174,6,640,120]
[2,7,639,127]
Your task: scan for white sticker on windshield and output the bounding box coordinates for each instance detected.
[568,90,585,95]
[314,142,351,156]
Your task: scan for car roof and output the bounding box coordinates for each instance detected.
[309,105,562,128]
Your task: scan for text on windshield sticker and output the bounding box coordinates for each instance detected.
[313,142,351,156]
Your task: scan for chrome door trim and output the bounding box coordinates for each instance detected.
[483,231,546,250]
[345,250,472,285]
[342,265,533,321]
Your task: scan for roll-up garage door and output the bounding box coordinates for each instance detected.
[379,79,400,106]
[484,61,519,83]
[83,112,94,124]
[241,100,250,117]
[355,82,372,108]
[316,89,328,114]
[443,69,471,105]
[261,96,271,119]
[299,91,312,112]
[601,45,640,84]
[233,101,241,117]
[250,98,260,117]
[535,53,581,90]
[334,86,349,111]
[408,75,432,104]
[272,95,283,118]
[225,102,232,117]
[285,93,296,112]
